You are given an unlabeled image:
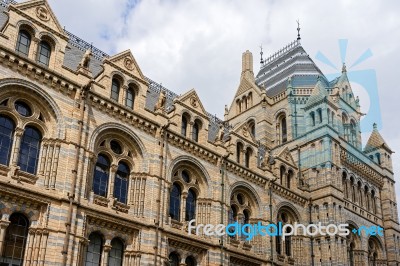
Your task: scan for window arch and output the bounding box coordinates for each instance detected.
[169,252,180,266]
[310,112,315,126]
[317,108,322,124]
[125,86,135,109]
[185,256,196,266]
[0,115,15,166]
[192,120,201,142]
[37,41,51,66]
[281,116,287,143]
[186,188,197,221]
[111,78,121,101]
[93,154,110,197]
[236,142,243,163]
[169,183,181,221]
[1,213,29,266]
[85,233,103,266]
[18,126,42,174]
[108,238,124,266]
[228,190,255,242]
[248,120,255,138]
[16,30,31,56]
[114,162,130,204]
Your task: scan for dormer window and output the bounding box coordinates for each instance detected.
[38,41,51,66]
[16,30,31,56]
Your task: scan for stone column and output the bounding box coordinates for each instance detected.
[30,37,40,60]
[121,85,128,106]
[108,164,118,199]
[181,192,188,222]
[11,127,24,166]
[101,242,112,266]
[0,218,10,253]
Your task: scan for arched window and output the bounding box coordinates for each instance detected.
[317,109,322,124]
[280,166,286,186]
[192,121,200,142]
[375,153,381,165]
[1,213,29,266]
[14,101,32,117]
[281,116,287,143]
[248,120,255,138]
[114,162,129,204]
[93,154,110,197]
[236,142,243,163]
[111,78,120,101]
[185,189,196,221]
[310,112,315,126]
[185,256,196,266]
[169,252,180,266]
[342,173,348,198]
[16,30,31,56]
[85,233,103,266]
[169,183,181,221]
[245,148,252,168]
[18,126,41,174]
[287,170,293,189]
[229,191,253,241]
[181,115,188,137]
[37,41,51,66]
[108,238,124,266]
[125,86,135,109]
[0,115,15,165]
[276,210,296,257]
[241,209,250,241]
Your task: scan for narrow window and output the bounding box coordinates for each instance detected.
[38,41,51,66]
[125,87,135,109]
[114,162,129,204]
[317,109,322,123]
[16,30,31,56]
[93,154,110,197]
[18,126,41,174]
[185,189,196,221]
[2,213,29,266]
[311,112,315,126]
[192,121,199,142]
[85,233,103,266]
[181,116,188,137]
[0,115,15,166]
[281,117,287,143]
[236,143,243,163]
[108,238,124,266]
[111,78,120,101]
[169,183,181,220]
[245,148,252,168]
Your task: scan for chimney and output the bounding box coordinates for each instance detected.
[241,50,254,81]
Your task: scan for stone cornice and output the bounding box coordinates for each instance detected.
[272,182,308,206]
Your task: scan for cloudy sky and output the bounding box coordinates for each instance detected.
[46,0,400,204]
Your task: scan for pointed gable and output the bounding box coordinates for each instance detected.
[364,123,392,153]
[276,147,296,168]
[178,89,207,115]
[105,50,145,80]
[304,78,328,109]
[12,0,67,39]
[232,122,256,143]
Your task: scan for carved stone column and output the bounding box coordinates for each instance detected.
[181,192,188,223]
[0,218,10,253]
[11,127,24,166]
[108,164,118,199]
[101,242,112,266]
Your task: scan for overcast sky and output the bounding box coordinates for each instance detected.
[47,0,400,207]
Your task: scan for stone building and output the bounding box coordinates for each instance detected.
[0,0,398,265]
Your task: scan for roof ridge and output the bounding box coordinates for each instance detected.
[260,39,301,69]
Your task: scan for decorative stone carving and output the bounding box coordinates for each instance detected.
[36,6,49,21]
[190,96,198,107]
[124,57,134,71]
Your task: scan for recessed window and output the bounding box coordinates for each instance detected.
[110,140,122,154]
[38,41,51,66]
[15,101,32,117]
[237,193,244,205]
[126,86,135,109]
[16,30,31,56]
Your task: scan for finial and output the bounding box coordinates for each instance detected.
[373,123,377,130]
[260,44,264,65]
[342,62,347,73]
[296,19,301,40]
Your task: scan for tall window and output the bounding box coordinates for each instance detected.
[108,238,124,266]
[85,233,103,266]
[185,189,196,221]
[1,213,29,266]
[93,154,110,197]
[169,253,180,266]
[281,117,287,143]
[0,115,15,165]
[111,78,120,101]
[287,170,293,189]
[38,41,51,66]
[169,183,181,220]
[18,126,41,174]
[317,109,322,124]
[276,210,295,257]
[125,87,135,109]
[181,116,188,137]
[16,30,31,56]
[245,148,252,168]
[236,142,243,163]
[114,162,129,204]
[192,121,200,142]
[311,112,316,126]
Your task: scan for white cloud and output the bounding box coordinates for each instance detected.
[48,0,400,210]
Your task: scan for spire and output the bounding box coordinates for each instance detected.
[296,19,301,41]
[260,44,264,65]
[342,62,347,73]
[364,123,392,153]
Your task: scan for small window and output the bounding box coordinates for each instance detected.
[125,87,135,109]
[111,78,120,101]
[16,30,31,56]
[15,101,32,117]
[110,140,122,154]
[38,41,51,66]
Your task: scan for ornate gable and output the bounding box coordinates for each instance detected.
[178,89,207,115]
[12,0,66,38]
[276,147,297,168]
[105,50,145,80]
[233,121,255,143]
